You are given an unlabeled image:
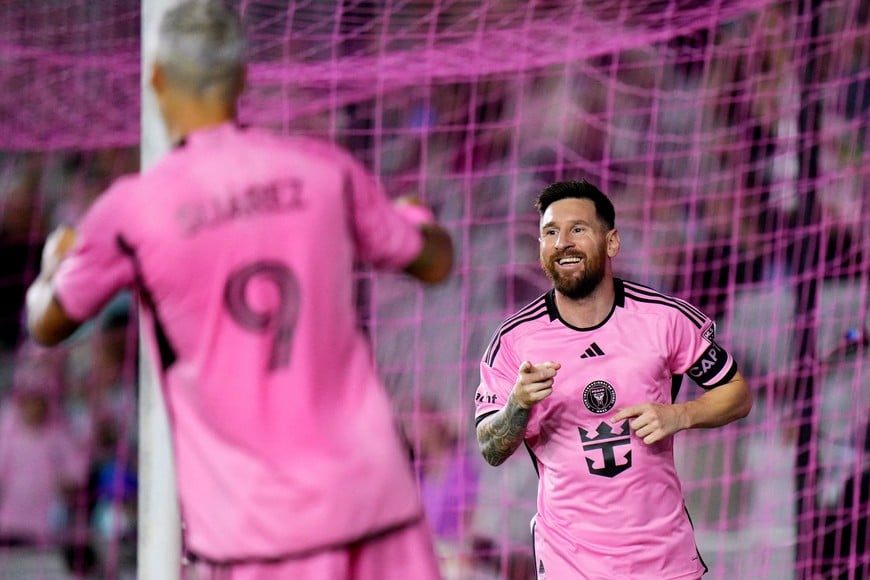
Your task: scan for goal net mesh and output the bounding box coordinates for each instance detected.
[0,1,868,578]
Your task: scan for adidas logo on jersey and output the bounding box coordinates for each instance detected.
[580,342,605,358]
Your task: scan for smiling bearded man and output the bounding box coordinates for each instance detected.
[538,183,617,301]
[473,179,753,580]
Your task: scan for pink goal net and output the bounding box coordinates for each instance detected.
[0,1,868,579]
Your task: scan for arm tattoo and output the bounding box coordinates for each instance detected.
[477,397,531,466]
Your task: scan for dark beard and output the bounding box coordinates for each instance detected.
[542,254,605,299]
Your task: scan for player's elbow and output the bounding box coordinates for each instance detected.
[719,380,753,425]
[26,290,81,346]
[735,388,753,420]
[480,447,507,467]
[732,374,754,421]
[715,372,753,425]
[28,316,78,347]
[404,224,454,284]
[28,312,60,346]
[29,326,62,347]
[476,428,510,467]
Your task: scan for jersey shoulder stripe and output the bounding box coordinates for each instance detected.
[483,295,549,367]
[622,280,707,329]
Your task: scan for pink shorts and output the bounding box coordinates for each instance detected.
[184,519,441,580]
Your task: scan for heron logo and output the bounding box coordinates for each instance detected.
[582,380,616,414]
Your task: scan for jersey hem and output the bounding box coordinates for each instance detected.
[184,513,425,566]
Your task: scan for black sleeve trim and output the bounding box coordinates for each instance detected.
[475,410,498,427]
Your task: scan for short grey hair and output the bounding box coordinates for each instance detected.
[155,0,246,100]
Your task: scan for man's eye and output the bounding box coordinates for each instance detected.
[543,230,557,237]
[572,226,585,234]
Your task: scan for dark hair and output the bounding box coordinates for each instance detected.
[534,180,616,230]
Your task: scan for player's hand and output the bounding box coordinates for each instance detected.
[39,226,77,281]
[612,403,687,445]
[510,360,560,410]
[394,194,435,225]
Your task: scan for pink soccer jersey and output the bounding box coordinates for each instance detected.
[53,123,428,561]
[475,279,737,579]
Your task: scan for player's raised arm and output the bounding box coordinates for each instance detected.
[26,226,82,346]
[477,360,560,466]
[402,222,453,283]
[393,197,453,283]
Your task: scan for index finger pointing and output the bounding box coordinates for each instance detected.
[612,405,644,422]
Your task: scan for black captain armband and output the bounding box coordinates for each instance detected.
[687,341,737,389]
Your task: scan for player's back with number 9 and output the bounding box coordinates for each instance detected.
[26,1,452,578]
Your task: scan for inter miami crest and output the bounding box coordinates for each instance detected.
[582,380,616,414]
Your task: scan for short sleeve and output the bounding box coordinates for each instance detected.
[53,180,137,322]
[343,155,424,270]
[668,306,737,389]
[475,329,522,422]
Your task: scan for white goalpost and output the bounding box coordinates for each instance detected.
[138,2,182,579]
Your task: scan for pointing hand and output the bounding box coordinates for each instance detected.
[511,360,560,409]
[612,403,687,445]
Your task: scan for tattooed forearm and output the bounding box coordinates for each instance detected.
[477,398,531,466]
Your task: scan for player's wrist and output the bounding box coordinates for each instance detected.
[508,391,533,411]
[672,401,694,431]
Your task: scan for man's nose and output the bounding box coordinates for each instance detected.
[554,231,573,250]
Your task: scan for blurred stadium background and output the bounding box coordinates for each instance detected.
[0,1,867,578]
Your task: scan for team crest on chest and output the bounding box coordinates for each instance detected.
[582,380,616,414]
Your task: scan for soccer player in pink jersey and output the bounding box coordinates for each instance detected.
[25,1,452,579]
[475,180,753,579]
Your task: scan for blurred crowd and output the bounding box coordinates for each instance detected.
[0,148,139,579]
[0,1,868,579]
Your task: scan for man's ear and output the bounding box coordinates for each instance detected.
[607,228,621,258]
[150,62,165,93]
